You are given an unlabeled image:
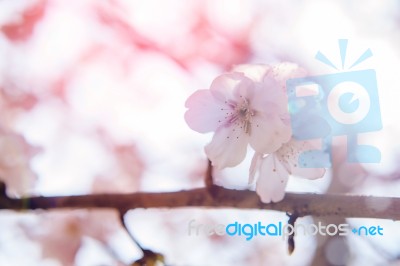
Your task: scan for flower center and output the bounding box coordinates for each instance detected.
[241,105,253,134]
[232,99,254,134]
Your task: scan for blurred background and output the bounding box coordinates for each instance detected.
[1,0,400,265]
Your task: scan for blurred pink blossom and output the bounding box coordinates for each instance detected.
[20,210,121,266]
[91,142,144,194]
[0,0,46,42]
[0,128,39,196]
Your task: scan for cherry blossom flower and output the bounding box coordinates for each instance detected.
[185,63,326,203]
[184,70,291,169]
[250,139,326,203]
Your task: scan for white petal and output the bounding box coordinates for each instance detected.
[210,72,250,102]
[251,79,288,115]
[232,74,255,101]
[205,125,249,169]
[291,163,326,180]
[267,62,307,92]
[271,62,307,80]
[256,154,289,203]
[249,152,262,184]
[276,139,326,180]
[249,114,292,154]
[232,64,272,83]
[184,90,226,133]
[247,78,292,153]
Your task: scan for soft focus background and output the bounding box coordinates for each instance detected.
[1,0,400,265]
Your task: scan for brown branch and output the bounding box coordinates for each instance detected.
[204,160,213,189]
[1,184,400,220]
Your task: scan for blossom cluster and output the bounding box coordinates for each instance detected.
[185,63,325,202]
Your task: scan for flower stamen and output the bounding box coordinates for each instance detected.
[224,98,255,135]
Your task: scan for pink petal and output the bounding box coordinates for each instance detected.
[271,62,307,80]
[232,74,255,101]
[256,154,289,203]
[184,90,226,133]
[249,152,262,184]
[287,140,326,179]
[267,62,307,92]
[205,125,249,169]
[248,114,291,154]
[276,139,326,180]
[209,72,251,103]
[232,64,272,83]
[251,79,288,115]
[291,163,326,180]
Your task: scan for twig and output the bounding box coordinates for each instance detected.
[204,160,213,189]
[131,249,165,266]
[287,212,299,255]
[118,210,165,266]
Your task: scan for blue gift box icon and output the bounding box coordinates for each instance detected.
[287,40,382,167]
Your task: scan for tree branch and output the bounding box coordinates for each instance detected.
[1,183,399,220]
